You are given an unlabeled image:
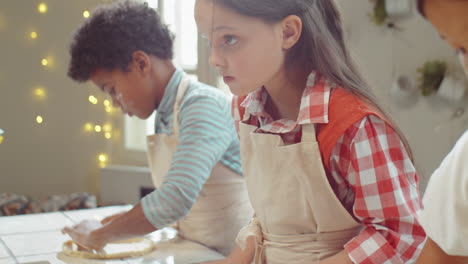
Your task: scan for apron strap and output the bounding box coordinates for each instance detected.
[301,124,317,143]
[172,74,191,135]
[242,104,251,122]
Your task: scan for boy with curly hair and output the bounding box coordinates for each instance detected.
[62,0,253,256]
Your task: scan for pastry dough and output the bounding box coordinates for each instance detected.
[62,237,155,259]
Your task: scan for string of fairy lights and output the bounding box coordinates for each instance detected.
[1,2,116,168]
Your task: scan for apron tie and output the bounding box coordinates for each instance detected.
[254,243,266,264]
[238,222,361,264]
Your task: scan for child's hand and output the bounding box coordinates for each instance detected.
[62,219,106,250]
[101,212,126,225]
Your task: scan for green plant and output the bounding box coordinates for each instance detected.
[417,60,447,96]
[371,0,388,26]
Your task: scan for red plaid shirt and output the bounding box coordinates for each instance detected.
[232,72,425,264]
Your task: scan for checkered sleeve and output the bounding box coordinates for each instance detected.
[331,115,426,264]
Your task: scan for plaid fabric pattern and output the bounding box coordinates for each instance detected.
[232,72,425,263]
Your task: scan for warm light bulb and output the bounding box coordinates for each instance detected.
[88,95,98,104]
[38,3,48,14]
[84,122,93,132]
[105,106,113,113]
[104,132,112,139]
[103,99,110,106]
[83,10,90,18]
[33,87,46,99]
[36,115,43,124]
[98,153,109,168]
[98,153,108,162]
[41,58,48,66]
[0,135,3,144]
[30,31,38,39]
[94,125,102,132]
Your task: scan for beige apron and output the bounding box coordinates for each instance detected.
[146,75,254,255]
[238,119,362,263]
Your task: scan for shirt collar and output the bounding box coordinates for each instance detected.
[157,68,184,115]
[240,71,333,132]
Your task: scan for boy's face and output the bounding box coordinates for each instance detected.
[425,0,468,76]
[90,63,157,120]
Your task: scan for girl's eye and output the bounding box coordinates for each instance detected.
[224,35,238,46]
[109,88,115,95]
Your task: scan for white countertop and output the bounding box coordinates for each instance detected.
[0,206,224,264]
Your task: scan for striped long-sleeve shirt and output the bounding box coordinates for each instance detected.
[141,68,242,228]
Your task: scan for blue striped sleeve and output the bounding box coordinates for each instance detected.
[141,91,235,228]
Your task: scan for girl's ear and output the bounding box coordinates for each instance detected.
[131,50,151,74]
[280,15,302,50]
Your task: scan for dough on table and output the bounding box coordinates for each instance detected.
[62,237,155,259]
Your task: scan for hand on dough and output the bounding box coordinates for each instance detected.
[62,219,106,250]
[101,212,126,225]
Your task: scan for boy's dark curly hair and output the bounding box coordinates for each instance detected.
[68,0,174,82]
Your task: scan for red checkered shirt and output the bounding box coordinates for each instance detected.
[232,72,425,264]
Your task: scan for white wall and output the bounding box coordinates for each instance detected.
[0,0,134,200]
[337,0,467,192]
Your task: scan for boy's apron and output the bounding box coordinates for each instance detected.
[238,118,362,263]
[146,75,253,255]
